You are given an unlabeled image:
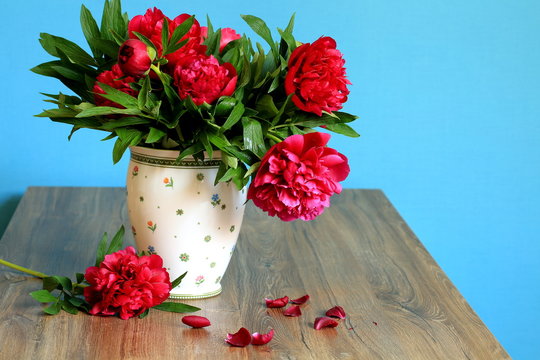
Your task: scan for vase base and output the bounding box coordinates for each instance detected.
[168,285,222,300]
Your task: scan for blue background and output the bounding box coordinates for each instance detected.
[1,0,538,358]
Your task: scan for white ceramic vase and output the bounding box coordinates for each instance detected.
[126,146,247,299]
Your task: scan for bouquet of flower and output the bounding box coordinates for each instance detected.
[34,0,359,221]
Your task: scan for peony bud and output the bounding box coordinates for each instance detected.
[118,39,153,78]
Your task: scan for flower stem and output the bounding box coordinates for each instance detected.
[266,131,283,144]
[0,258,48,279]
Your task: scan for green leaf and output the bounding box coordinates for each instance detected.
[161,17,170,55]
[138,77,151,110]
[324,123,361,137]
[221,102,245,131]
[36,108,77,118]
[242,117,266,158]
[255,95,279,117]
[76,273,85,284]
[335,111,359,123]
[214,96,237,117]
[52,276,73,292]
[167,16,195,55]
[240,15,278,59]
[96,83,139,108]
[42,277,59,292]
[217,166,242,183]
[30,290,57,303]
[113,130,143,163]
[80,5,102,58]
[132,31,157,53]
[44,302,61,315]
[146,127,166,144]
[101,117,151,130]
[200,132,213,159]
[138,309,150,319]
[284,13,295,34]
[106,225,125,255]
[278,28,297,54]
[39,33,97,66]
[92,38,120,58]
[171,271,187,289]
[76,106,142,118]
[101,0,127,43]
[153,302,200,313]
[95,232,108,267]
[61,300,79,315]
[67,296,86,307]
[177,143,204,160]
[244,161,261,178]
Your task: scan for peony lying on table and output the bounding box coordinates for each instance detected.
[0,227,199,319]
[34,0,359,222]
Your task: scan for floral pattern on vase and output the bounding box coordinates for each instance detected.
[126,146,247,299]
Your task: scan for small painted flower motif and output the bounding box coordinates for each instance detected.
[131,225,137,236]
[139,196,144,202]
[164,177,174,188]
[147,245,157,255]
[179,253,190,262]
[221,204,226,210]
[147,221,157,232]
[196,173,205,181]
[230,225,235,233]
[215,276,222,284]
[195,275,205,286]
[211,193,221,207]
[204,235,211,242]
[132,166,139,177]
[210,262,216,268]
[176,209,184,216]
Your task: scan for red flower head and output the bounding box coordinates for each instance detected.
[173,53,237,105]
[83,246,171,319]
[118,39,153,78]
[200,27,241,52]
[164,13,207,69]
[93,64,138,108]
[285,36,351,116]
[128,8,168,55]
[247,132,350,221]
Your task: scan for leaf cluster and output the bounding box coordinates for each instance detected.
[34,0,360,189]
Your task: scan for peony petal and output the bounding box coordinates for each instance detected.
[182,315,211,328]
[265,296,289,308]
[225,327,252,347]
[325,306,346,319]
[291,294,310,305]
[314,316,339,330]
[283,305,302,317]
[251,329,274,345]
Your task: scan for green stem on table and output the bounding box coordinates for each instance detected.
[0,258,48,278]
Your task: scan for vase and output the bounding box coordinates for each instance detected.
[126,146,247,299]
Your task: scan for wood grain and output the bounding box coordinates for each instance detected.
[0,187,510,359]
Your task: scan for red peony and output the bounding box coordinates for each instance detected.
[200,27,241,52]
[173,53,237,105]
[83,246,171,320]
[285,36,351,116]
[93,64,138,108]
[247,132,350,221]
[128,7,168,55]
[118,39,153,78]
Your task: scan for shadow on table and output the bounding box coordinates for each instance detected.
[0,195,22,239]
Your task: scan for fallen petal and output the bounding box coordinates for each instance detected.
[181,315,211,328]
[283,305,302,317]
[225,327,252,347]
[325,305,346,319]
[265,296,289,308]
[314,316,339,330]
[291,294,310,305]
[251,329,275,345]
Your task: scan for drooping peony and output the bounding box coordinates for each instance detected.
[93,64,138,108]
[173,53,237,105]
[84,246,171,320]
[285,36,351,116]
[118,39,153,78]
[200,26,241,52]
[247,132,350,221]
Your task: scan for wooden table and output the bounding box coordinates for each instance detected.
[0,187,509,359]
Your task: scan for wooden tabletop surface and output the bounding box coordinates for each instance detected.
[0,187,509,359]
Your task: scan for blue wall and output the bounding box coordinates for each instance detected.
[1,0,539,358]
